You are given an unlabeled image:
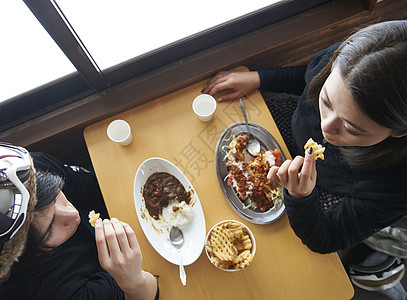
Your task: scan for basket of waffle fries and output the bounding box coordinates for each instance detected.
[205,220,256,271]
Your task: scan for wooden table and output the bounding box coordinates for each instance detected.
[83,68,354,300]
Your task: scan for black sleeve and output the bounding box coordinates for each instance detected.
[257,42,343,96]
[72,272,159,300]
[283,187,407,254]
[70,272,126,300]
[258,65,307,96]
[31,152,108,218]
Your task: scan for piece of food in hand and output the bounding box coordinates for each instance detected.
[304,138,325,160]
[205,221,255,270]
[88,210,101,227]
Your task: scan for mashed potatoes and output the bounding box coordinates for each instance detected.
[162,201,193,227]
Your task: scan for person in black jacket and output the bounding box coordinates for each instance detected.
[202,20,407,254]
[0,147,158,300]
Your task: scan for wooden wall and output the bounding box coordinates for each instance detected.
[4,0,407,167]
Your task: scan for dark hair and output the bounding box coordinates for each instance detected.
[308,20,407,169]
[19,170,64,263]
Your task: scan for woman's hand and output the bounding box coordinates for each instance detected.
[95,218,157,300]
[202,71,260,101]
[267,148,316,198]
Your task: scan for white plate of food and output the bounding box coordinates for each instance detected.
[215,122,286,224]
[133,157,206,265]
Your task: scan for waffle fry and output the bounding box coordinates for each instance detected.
[206,221,255,270]
[233,249,252,264]
[236,251,254,269]
[304,138,325,160]
[210,227,237,261]
[88,210,101,227]
[225,223,243,239]
[242,235,252,250]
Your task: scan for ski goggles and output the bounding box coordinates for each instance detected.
[0,143,31,245]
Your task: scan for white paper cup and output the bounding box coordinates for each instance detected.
[192,94,217,122]
[107,119,132,146]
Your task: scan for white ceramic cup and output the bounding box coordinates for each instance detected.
[107,119,132,146]
[192,94,217,122]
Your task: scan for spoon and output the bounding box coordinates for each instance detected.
[239,98,261,156]
[170,226,187,285]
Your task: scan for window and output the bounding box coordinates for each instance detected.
[0,0,330,131]
[56,0,282,70]
[0,1,76,103]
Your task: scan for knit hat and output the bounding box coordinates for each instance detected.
[0,147,37,283]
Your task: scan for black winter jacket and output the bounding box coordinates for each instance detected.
[258,43,407,253]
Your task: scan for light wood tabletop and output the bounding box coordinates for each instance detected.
[83,67,354,300]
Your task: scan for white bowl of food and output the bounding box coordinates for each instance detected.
[205,220,256,272]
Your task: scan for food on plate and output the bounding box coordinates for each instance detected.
[224,134,283,212]
[162,200,193,227]
[205,221,254,270]
[304,138,325,160]
[143,172,192,221]
[88,210,101,227]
